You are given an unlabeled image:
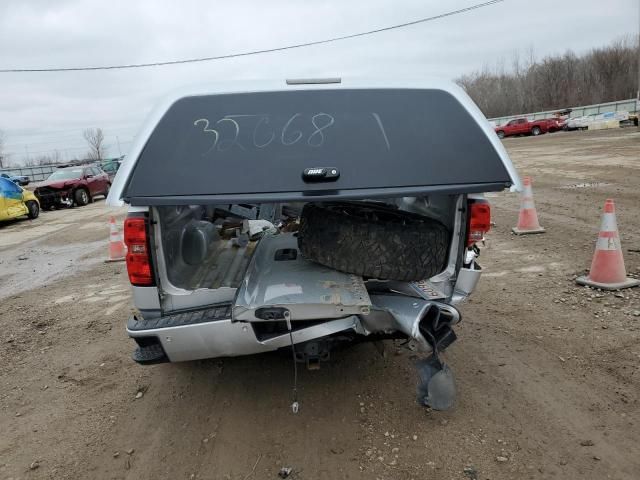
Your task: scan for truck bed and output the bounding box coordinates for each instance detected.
[177,239,256,290]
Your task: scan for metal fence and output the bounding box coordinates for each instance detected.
[0,164,64,182]
[489,98,639,126]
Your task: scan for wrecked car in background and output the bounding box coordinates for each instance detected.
[0,172,30,186]
[33,165,110,210]
[100,158,123,181]
[0,176,39,222]
[108,79,521,411]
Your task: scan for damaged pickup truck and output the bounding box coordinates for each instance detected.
[107,79,520,411]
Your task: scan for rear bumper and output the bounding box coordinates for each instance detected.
[127,309,364,362]
[127,295,463,363]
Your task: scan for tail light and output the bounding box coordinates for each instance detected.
[124,216,155,286]
[467,199,491,246]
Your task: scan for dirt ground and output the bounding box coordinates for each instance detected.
[1,128,640,480]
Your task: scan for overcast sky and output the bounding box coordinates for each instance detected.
[0,0,637,165]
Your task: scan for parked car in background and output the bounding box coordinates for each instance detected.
[33,165,110,210]
[0,176,39,221]
[100,158,123,181]
[542,117,566,132]
[564,115,593,131]
[565,112,626,131]
[0,172,30,186]
[494,118,549,139]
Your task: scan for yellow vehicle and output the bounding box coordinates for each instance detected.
[0,176,40,221]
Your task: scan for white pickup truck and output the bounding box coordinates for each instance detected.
[107,78,520,410]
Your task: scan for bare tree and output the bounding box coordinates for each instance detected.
[83,128,106,161]
[0,129,5,169]
[456,35,639,118]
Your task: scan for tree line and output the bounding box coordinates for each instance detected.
[0,127,107,168]
[456,35,639,118]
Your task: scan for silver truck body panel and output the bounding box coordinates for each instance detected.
[132,286,161,311]
[127,294,461,362]
[233,233,371,322]
[127,316,363,362]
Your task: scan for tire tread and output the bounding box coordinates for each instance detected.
[298,203,450,281]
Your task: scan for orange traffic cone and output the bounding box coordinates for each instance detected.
[105,216,126,262]
[512,176,545,235]
[576,199,639,290]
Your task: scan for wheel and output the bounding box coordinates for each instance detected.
[26,201,39,219]
[103,183,110,197]
[74,188,90,206]
[496,130,505,139]
[531,126,541,136]
[297,202,450,282]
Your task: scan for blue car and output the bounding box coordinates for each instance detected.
[0,172,30,186]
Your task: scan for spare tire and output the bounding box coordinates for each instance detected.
[297,202,450,281]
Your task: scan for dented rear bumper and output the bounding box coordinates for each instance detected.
[127,310,364,362]
[126,294,462,363]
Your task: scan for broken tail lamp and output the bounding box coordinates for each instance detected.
[467,199,491,246]
[124,216,155,286]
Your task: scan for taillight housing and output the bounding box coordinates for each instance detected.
[467,199,491,246]
[124,216,155,286]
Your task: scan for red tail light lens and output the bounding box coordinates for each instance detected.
[467,200,491,246]
[124,217,155,286]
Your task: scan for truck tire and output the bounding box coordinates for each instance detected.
[531,126,541,136]
[297,202,450,282]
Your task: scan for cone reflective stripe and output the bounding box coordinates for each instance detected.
[576,199,639,290]
[512,176,546,235]
[106,216,126,262]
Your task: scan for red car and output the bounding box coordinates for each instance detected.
[540,117,567,132]
[33,165,111,210]
[494,118,549,139]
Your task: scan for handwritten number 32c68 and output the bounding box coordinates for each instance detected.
[193,113,335,154]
